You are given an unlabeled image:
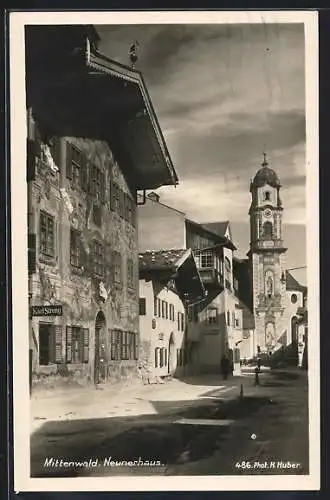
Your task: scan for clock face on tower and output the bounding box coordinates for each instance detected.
[264,209,272,218]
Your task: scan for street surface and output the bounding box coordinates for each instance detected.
[30,369,309,477]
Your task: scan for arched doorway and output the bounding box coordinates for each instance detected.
[94,311,106,385]
[168,333,176,375]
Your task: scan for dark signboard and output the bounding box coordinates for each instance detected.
[31,305,63,317]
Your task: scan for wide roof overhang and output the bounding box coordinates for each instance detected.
[139,249,205,304]
[25,25,178,190]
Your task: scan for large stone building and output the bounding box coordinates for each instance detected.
[26,25,178,387]
[248,154,307,357]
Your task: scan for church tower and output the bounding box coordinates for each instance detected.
[248,154,287,354]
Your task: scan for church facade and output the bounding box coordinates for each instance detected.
[248,155,307,357]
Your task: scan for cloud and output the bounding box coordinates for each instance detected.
[96,22,306,225]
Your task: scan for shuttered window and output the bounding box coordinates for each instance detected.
[39,211,55,257]
[70,228,82,268]
[139,298,146,316]
[111,330,137,360]
[39,323,62,365]
[111,330,121,361]
[66,326,89,363]
[92,239,104,277]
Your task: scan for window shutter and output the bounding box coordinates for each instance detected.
[28,233,36,274]
[139,298,146,316]
[66,326,72,363]
[83,328,89,363]
[80,156,88,191]
[66,141,73,179]
[54,325,63,363]
[27,139,36,182]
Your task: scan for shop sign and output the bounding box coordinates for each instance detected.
[30,305,63,316]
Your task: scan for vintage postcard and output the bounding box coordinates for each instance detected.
[10,10,319,492]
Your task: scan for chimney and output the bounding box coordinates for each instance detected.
[147,192,160,203]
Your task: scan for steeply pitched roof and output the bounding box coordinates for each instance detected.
[202,221,230,239]
[285,271,307,293]
[185,218,236,251]
[139,249,190,272]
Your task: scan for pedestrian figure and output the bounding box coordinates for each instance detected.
[257,357,261,371]
[254,366,260,386]
[221,355,230,380]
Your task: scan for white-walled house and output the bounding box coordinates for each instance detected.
[138,249,204,383]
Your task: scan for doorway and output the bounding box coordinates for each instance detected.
[291,316,298,344]
[168,333,176,375]
[94,311,106,385]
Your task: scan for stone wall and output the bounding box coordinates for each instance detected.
[28,115,139,386]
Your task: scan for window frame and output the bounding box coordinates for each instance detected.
[92,239,104,277]
[39,210,55,258]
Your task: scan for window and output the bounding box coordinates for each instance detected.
[111,330,122,360]
[92,204,102,227]
[154,296,158,316]
[169,304,175,321]
[39,323,62,365]
[235,318,240,328]
[159,348,165,368]
[155,347,160,367]
[92,240,104,276]
[206,308,218,325]
[232,311,235,327]
[157,298,161,317]
[66,326,89,364]
[90,165,104,202]
[165,302,168,319]
[264,191,271,201]
[227,310,230,326]
[70,228,82,268]
[127,258,134,289]
[177,312,185,332]
[263,221,273,238]
[139,298,146,315]
[113,251,122,283]
[161,301,166,318]
[188,304,199,323]
[111,330,137,360]
[200,250,213,268]
[39,211,55,257]
[291,293,298,304]
[71,145,82,188]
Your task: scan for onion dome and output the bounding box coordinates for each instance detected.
[252,153,281,188]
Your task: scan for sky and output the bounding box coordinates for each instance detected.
[96,22,307,284]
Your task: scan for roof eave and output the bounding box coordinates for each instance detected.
[87,52,179,189]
